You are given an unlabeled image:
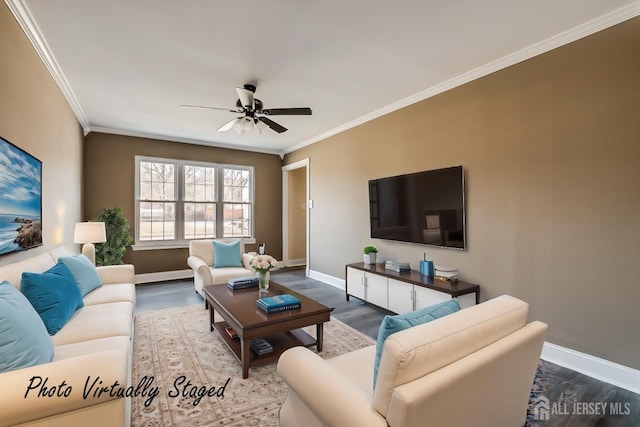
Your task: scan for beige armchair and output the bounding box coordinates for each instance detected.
[187,239,254,302]
[277,295,547,427]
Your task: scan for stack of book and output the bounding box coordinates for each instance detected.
[434,265,459,282]
[250,338,273,356]
[257,294,301,314]
[227,276,259,290]
[385,261,411,273]
[225,326,238,339]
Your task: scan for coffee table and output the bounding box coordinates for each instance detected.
[204,281,333,379]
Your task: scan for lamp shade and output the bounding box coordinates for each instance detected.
[73,222,106,244]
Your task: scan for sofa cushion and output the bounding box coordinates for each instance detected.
[53,336,131,361]
[0,252,55,289]
[0,281,54,372]
[213,240,243,268]
[373,299,460,388]
[83,283,136,306]
[58,254,103,297]
[51,301,134,346]
[21,263,84,335]
[210,266,255,285]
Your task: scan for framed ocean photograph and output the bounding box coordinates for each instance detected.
[0,136,43,256]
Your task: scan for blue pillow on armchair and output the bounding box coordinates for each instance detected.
[213,240,243,268]
[373,299,460,388]
[20,263,84,335]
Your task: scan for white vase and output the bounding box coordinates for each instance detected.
[257,271,270,294]
[364,253,377,265]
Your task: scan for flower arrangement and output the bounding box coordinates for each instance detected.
[250,254,278,293]
[250,254,278,274]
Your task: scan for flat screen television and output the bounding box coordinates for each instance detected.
[368,165,465,249]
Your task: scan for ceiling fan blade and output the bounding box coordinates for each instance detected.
[261,107,312,116]
[218,117,241,132]
[180,104,238,112]
[258,117,288,133]
[236,87,254,109]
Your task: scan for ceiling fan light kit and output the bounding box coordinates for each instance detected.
[182,84,312,135]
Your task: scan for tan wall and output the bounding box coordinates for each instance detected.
[285,18,640,369]
[82,132,282,274]
[287,167,307,261]
[0,4,82,266]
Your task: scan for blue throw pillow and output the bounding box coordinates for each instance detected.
[21,263,84,335]
[58,254,103,297]
[373,299,460,389]
[213,240,243,268]
[0,281,54,372]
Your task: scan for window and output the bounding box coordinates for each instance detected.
[135,156,253,248]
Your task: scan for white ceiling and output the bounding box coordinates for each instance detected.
[8,0,640,155]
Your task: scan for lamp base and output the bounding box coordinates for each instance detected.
[81,243,96,265]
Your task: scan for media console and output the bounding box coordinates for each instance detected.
[345,262,480,314]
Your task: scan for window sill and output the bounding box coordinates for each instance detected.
[132,237,256,251]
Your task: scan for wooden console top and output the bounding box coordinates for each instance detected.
[347,262,479,299]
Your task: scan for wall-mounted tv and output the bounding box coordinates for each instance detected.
[369,165,465,249]
[0,136,43,257]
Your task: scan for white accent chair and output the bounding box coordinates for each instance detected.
[277,295,547,427]
[187,239,254,303]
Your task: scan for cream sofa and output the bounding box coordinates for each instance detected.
[0,247,135,427]
[277,295,547,427]
[187,239,254,301]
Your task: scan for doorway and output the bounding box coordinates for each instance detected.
[282,159,309,275]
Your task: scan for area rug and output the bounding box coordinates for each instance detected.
[131,305,375,426]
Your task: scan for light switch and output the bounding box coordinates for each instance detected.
[308,200,314,209]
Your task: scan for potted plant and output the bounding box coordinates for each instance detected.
[94,207,134,266]
[363,246,378,265]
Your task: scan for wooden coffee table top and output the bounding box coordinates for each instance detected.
[204,281,332,331]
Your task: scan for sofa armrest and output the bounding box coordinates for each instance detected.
[0,349,129,427]
[187,256,212,287]
[96,264,135,285]
[241,253,255,271]
[277,347,386,427]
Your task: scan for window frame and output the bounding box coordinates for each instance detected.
[133,155,255,250]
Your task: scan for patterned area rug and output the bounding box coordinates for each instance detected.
[131,305,375,426]
[132,304,549,426]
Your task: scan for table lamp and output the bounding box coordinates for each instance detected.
[74,222,106,265]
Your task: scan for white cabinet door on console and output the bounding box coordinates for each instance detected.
[346,267,365,300]
[414,286,451,310]
[365,273,388,309]
[388,278,414,314]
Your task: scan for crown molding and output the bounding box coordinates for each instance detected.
[5,0,90,135]
[284,1,640,155]
[88,126,282,156]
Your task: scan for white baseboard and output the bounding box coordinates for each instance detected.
[308,269,345,291]
[541,342,640,394]
[135,269,193,284]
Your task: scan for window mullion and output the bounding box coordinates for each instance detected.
[176,162,184,241]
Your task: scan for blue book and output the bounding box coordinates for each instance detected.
[257,294,301,313]
[227,276,259,290]
[257,294,301,308]
[228,276,259,285]
[258,303,301,314]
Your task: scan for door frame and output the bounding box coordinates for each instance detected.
[282,158,310,275]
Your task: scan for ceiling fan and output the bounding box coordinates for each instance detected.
[181,84,312,134]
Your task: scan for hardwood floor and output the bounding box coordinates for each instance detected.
[135,270,640,426]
